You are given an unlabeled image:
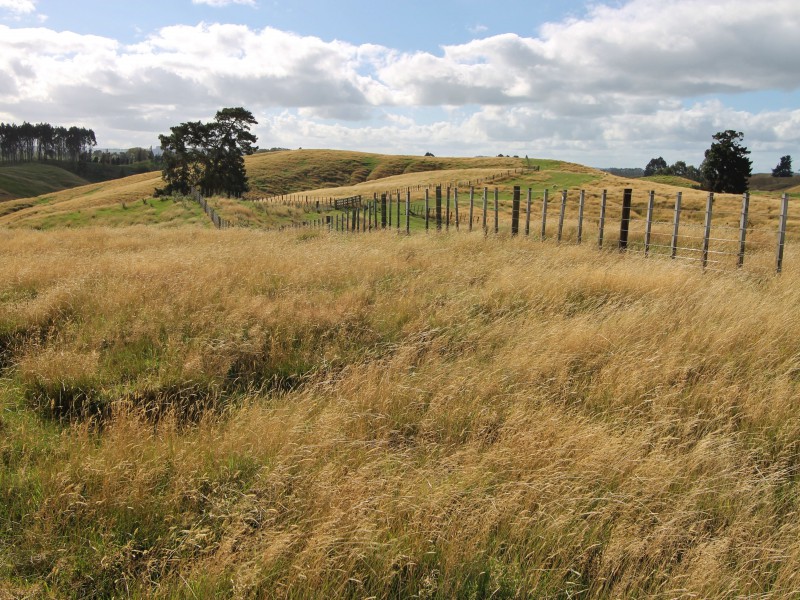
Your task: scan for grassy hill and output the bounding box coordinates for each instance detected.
[243,149,528,198]
[749,173,800,192]
[0,163,89,202]
[2,227,800,597]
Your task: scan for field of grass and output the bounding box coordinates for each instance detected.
[0,163,89,202]
[243,149,527,198]
[2,225,800,598]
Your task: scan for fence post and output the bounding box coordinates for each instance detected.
[396,191,401,230]
[737,192,750,268]
[469,186,475,232]
[619,188,632,251]
[436,186,443,230]
[776,193,789,274]
[644,190,655,256]
[381,193,387,229]
[454,188,460,231]
[598,190,607,249]
[541,189,549,241]
[671,191,682,259]
[482,187,488,234]
[494,188,499,234]
[577,190,585,244]
[406,189,411,235]
[525,188,532,236]
[425,188,430,232]
[511,185,521,235]
[446,187,451,231]
[557,189,567,242]
[701,192,714,269]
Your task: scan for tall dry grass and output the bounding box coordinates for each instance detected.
[2,226,800,598]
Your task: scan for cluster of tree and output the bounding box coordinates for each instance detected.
[644,130,754,194]
[772,155,793,177]
[91,147,155,166]
[0,122,97,164]
[643,156,703,182]
[157,107,258,198]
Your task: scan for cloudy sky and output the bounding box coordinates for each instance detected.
[1,0,798,171]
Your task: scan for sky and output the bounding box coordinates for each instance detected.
[0,0,798,172]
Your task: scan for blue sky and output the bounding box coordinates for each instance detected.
[1,0,798,171]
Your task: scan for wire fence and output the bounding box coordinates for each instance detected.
[195,185,793,275]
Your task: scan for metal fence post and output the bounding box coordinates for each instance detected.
[701,192,714,269]
[644,190,655,256]
[776,193,789,274]
[737,192,750,268]
[598,190,607,249]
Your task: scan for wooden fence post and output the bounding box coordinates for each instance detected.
[396,191,401,230]
[541,189,549,241]
[494,188,499,234]
[737,192,750,268]
[577,190,585,244]
[483,187,488,234]
[671,191,682,259]
[425,188,430,232]
[557,190,567,242]
[446,187,451,231]
[454,188,460,231]
[406,189,411,235]
[701,192,714,268]
[381,193,388,229]
[619,188,632,251]
[525,188,532,236]
[776,193,789,274]
[598,190,607,249]
[436,185,443,230]
[644,190,655,256]
[511,185,521,235]
[469,186,475,232]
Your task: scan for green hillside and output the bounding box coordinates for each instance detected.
[749,173,800,192]
[0,163,89,202]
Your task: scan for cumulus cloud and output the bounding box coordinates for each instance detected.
[0,0,798,168]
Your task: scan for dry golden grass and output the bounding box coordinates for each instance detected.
[2,226,800,598]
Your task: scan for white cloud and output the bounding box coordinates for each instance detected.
[191,0,256,6]
[0,0,798,169]
[0,0,36,14]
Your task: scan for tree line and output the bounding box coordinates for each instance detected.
[0,122,97,164]
[644,130,793,194]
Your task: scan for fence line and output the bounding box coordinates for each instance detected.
[197,185,793,275]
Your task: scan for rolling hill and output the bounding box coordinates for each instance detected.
[0,163,89,202]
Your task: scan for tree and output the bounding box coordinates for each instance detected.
[772,155,793,177]
[644,156,668,176]
[157,108,258,197]
[700,130,752,193]
[671,160,688,177]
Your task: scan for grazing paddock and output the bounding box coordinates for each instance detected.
[2,227,800,597]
